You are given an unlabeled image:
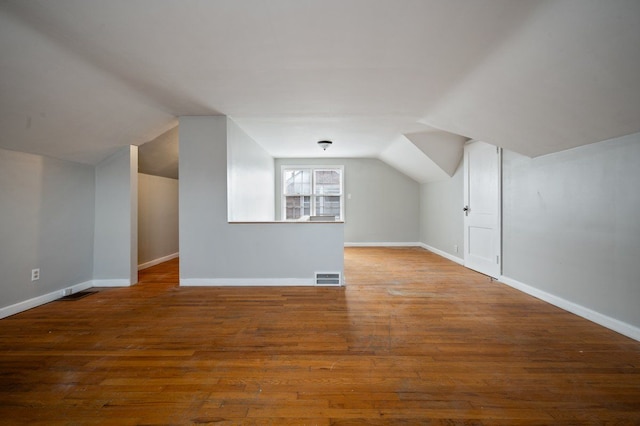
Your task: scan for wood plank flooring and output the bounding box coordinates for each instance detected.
[1,247,639,425]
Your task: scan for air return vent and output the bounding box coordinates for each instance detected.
[315,272,342,286]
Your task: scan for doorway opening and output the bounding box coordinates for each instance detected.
[137,125,179,284]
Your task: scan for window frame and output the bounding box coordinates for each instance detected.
[281,165,344,221]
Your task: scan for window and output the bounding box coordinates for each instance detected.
[282,166,344,221]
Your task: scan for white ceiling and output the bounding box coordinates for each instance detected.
[1,1,639,182]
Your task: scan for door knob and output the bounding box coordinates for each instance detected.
[463,205,469,216]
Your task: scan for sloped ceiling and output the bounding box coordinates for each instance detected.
[1,1,639,182]
[138,126,179,179]
[379,135,450,183]
[404,131,467,178]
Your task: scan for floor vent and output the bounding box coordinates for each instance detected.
[315,272,342,286]
[60,290,97,301]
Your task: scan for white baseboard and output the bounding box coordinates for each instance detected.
[344,242,422,247]
[92,279,132,287]
[181,278,315,286]
[419,243,464,265]
[499,275,640,342]
[138,252,179,271]
[0,280,93,320]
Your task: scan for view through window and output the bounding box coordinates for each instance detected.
[282,166,344,221]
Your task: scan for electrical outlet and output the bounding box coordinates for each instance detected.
[31,268,40,281]
[454,245,458,253]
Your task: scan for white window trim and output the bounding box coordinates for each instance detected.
[281,165,344,221]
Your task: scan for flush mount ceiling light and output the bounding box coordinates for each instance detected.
[317,140,333,151]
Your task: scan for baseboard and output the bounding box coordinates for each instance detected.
[138,252,179,271]
[499,275,640,342]
[419,243,464,265]
[344,242,422,247]
[0,280,93,320]
[181,278,315,286]
[92,279,132,287]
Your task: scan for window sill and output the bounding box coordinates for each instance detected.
[229,220,344,224]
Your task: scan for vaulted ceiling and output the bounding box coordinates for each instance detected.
[1,1,639,182]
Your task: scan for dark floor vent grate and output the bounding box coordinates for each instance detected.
[315,272,341,286]
[60,290,97,301]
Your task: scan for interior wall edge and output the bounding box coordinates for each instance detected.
[418,243,464,265]
[344,242,422,248]
[0,280,93,320]
[180,278,316,286]
[499,275,640,342]
[138,252,179,271]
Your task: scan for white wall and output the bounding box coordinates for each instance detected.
[419,162,464,262]
[179,116,344,285]
[419,133,640,337]
[275,157,420,244]
[138,173,179,267]
[93,146,138,286]
[227,119,275,221]
[0,148,94,310]
[502,133,640,332]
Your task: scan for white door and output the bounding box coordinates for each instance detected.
[463,141,501,278]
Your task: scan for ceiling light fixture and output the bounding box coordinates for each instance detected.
[318,140,333,151]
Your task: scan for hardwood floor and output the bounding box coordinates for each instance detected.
[1,247,639,425]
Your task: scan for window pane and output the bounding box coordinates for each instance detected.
[314,170,341,195]
[284,169,311,195]
[285,196,310,220]
[315,195,341,218]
